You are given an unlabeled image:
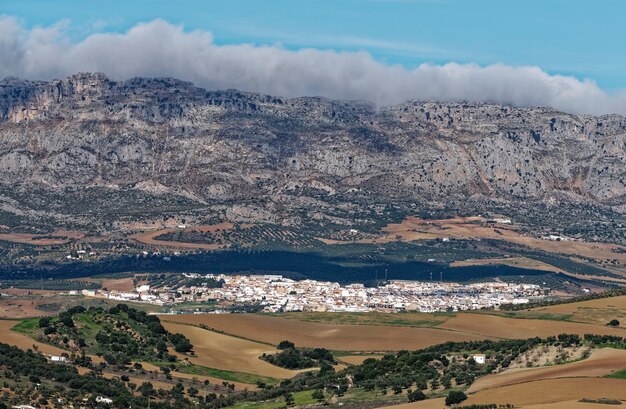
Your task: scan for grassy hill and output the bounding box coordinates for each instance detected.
[15,304,192,365]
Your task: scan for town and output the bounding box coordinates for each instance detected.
[89,273,549,313]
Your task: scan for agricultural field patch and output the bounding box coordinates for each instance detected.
[161,320,307,379]
[464,378,626,407]
[159,313,486,351]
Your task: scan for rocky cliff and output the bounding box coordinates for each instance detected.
[0,73,624,228]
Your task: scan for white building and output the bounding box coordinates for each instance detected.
[472,354,486,364]
[96,396,113,404]
[49,355,68,363]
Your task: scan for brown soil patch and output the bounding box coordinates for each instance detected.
[464,378,626,406]
[0,297,60,319]
[161,321,304,379]
[101,277,135,292]
[130,223,234,250]
[439,313,626,339]
[159,314,486,351]
[0,230,84,245]
[468,348,626,393]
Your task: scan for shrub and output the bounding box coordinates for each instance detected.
[446,391,468,406]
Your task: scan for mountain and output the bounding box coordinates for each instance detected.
[0,73,624,233]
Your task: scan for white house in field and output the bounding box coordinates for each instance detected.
[48,355,68,363]
[96,396,113,404]
[472,354,486,364]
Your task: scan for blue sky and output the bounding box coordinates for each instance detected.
[3,0,625,89]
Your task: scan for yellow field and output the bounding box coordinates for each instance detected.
[161,321,307,379]
[159,314,486,351]
[468,347,626,393]
[527,295,626,325]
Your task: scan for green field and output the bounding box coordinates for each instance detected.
[271,311,451,327]
[227,390,316,408]
[153,361,280,386]
[606,368,626,379]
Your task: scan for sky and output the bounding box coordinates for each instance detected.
[1,0,626,114]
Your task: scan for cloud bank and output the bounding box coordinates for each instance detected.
[2,16,626,115]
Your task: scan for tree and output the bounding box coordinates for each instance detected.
[284,393,295,406]
[312,389,325,401]
[277,340,295,350]
[169,333,193,353]
[407,389,426,402]
[445,391,467,406]
[138,382,154,397]
[608,319,620,327]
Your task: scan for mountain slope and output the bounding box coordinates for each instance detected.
[0,73,624,231]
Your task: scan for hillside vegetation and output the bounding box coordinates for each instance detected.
[17,304,192,365]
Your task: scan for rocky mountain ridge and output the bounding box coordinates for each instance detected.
[0,72,624,229]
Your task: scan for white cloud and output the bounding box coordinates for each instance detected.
[1,16,626,115]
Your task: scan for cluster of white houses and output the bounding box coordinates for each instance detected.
[91,273,547,313]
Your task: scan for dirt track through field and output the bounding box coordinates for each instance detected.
[161,321,306,379]
[468,347,626,393]
[160,314,486,351]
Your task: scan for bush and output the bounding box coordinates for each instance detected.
[408,389,426,402]
[277,340,295,350]
[608,319,620,327]
[446,391,468,406]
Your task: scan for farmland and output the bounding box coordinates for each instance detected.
[161,321,307,379]
[467,347,626,392]
[0,295,624,408]
[159,313,487,351]
[465,378,626,407]
[160,307,626,353]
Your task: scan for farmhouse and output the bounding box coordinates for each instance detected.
[472,354,486,364]
[96,396,113,404]
[48,355,68,363]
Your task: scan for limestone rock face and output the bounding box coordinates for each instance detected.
[0,73,624,215]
